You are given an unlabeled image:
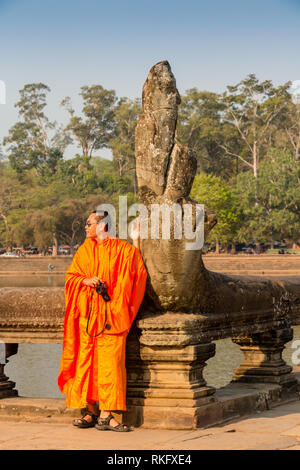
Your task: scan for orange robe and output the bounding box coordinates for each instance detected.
[58,236,147,410]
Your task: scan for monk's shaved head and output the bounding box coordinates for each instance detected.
[91,210,110,232]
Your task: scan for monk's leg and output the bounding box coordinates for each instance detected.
[73,341,99,426]
[96,332,129,429]
[84,335,100,420]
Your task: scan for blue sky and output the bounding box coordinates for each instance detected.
[1,0,300,158]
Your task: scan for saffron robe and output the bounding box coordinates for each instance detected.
[57,236,147,409]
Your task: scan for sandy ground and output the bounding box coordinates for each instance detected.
[0,399,299,450]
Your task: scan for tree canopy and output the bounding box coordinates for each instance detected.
[1,74,299,252]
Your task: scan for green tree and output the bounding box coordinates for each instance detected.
[110,98,141,193]
[0,144,5,161]
[190,173,241,252]
[15,83,50,152]
[276,98,300,161]
[221,74,291,178]
[4,121,43,172]
[234,149,300,247]
[16,176,81,254]
[3,83,69,173]
[177,89,237,178]
[0,164,26,249]
[61,85,117,160]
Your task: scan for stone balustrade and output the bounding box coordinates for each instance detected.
[0,283,300,428]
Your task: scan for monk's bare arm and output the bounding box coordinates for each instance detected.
[131,221,140,251]
[133,238,140,250]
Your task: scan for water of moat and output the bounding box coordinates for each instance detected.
[2,275,300,399]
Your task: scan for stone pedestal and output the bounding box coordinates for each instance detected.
[125,322,218,429]
[232,327,297,387]
[0,364,18,398]
[0,343,18,398]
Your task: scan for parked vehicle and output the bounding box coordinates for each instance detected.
[241,247,255,254]
[0,252,19,258]
[58,245,71,255]
[24,247,39,255]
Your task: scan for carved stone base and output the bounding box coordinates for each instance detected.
[0,343,18,398]
[125,329,217,429]
[232,327,298,387]
[0,364,18,398]
[124,401,222,429]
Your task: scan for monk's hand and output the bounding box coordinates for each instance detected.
[82,277,103,288]
[129,219,140,240]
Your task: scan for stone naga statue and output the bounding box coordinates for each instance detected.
[135,60,300,317]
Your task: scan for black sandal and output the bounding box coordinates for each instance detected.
[95,413,131,432]
[72,407,99,428]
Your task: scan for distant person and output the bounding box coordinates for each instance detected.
[48,263,54,272]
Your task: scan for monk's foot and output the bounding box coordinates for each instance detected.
[72,405,99,428]
[73,415,92,426]
[95,412,131,432]
[100,412,122,428]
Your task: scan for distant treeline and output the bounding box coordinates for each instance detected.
[0,74,299,252]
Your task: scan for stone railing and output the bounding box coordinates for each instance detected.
[0,287,64,399]
[126,302,300,428]
[0,283,300,428]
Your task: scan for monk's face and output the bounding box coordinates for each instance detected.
[85,214,99,239]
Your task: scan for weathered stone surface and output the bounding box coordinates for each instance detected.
[126,330,216,406]
[123,378,300,429]
[232,327,298,386]
[129,60,300,427]
[0,287,64,343]
[136,311,300,346]
[135,61,181,198]
[135,61,300,315]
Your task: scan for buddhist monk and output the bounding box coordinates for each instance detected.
[58,210,147,432]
